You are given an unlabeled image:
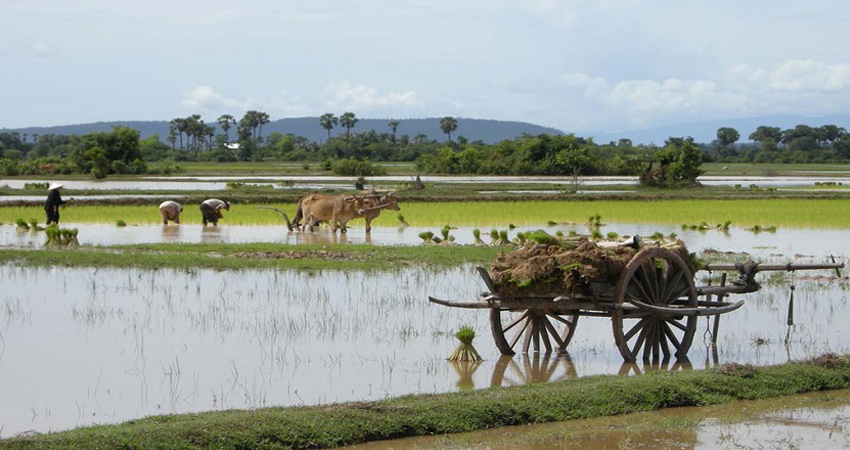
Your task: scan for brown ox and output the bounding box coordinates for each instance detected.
[358,192,401,232]
[296,194,365,233]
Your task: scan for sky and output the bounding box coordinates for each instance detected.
[2,0,850,133]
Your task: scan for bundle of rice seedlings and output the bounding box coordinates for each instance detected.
[418,231,436,245]
[116,220,127,227]
[440,226,456,245]
[397,214,410,228]
[489,229,500,246]
[513,232,527,245]
[498,230,510,245]
[15,218,30,232]
[472,229,487,246]
[447,326,482,362]
[44,225,60,246]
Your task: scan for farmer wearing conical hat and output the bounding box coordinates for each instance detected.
[44,182,70,225]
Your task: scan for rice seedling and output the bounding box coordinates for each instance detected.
[418,231,436,245]
[15,218,29,231]
[397,214,409,227]
[472,229,487,246]
[606,231,619,239]
[447,326,482,362]
[439,226,456,245]
[45,225,79,246]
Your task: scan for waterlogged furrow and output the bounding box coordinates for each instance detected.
[0,252,848,438]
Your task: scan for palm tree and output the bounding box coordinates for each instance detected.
[440,117,458,142]
[217,114,235,142]
[340,112,358,137]
[319,113,338,141]
[388,120,400,142]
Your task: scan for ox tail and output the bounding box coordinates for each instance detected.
[254,206,294,231]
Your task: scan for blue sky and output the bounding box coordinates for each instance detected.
[3,0,850,132]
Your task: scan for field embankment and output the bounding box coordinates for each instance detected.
[2,356,848,450]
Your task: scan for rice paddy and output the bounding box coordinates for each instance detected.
[2,198,850,228]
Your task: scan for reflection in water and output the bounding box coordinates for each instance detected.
[618,357,693,376]
[200,225,223,243]
[490,354,578,387]
[450,361,482,391]
[160,224,181,243]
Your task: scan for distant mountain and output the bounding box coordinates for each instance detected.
[583,114,850,145]
[2,117,563,145]
[6,114,850,146]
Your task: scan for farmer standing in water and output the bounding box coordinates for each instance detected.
[44,182,71,225]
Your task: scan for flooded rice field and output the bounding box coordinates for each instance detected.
[348,389,850,449]
[0,225,848,437]
[4,175,850,192]
[4,221,850,254]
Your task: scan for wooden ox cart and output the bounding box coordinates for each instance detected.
[430,246,843,362]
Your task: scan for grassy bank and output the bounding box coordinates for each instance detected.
[2,356,848,449]
[0,243,504,271]
[2,198,850,228]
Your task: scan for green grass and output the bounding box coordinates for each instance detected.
[2,356,848,449]
[3,198,850,228]
[0,243,504,271]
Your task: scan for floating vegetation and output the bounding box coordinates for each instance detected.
[226,181,246,189]
[45,225,79,246]
[746,225,777,233]
[447,326,482,362]
[815,181,843,186]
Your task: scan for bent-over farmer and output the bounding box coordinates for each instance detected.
[200,198,230,226]
[159,200,183,224]
[44,182,70,225]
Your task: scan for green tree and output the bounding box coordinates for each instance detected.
[217,114,235,142]
[749,126,782,143]
[340,112,358,137]
[716,127,740,147]
[319,113,338,140]
[388,120,400,142]
[440,117,458,142]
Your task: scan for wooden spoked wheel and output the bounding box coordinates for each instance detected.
[612,247,698,363]
[490,307,579,355]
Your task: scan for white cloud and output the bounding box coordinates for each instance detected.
[726,60,850,92]
[181,86,243,110]
[181,86,315,118]
[559,59,850,128]
[321,82,423,111]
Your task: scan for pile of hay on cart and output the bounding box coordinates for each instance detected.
[489,232,694,297]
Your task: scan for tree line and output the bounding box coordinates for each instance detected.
[1,112,847,186]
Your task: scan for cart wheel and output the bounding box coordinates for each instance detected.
[490,307,579,355]
[612,247,698,363]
